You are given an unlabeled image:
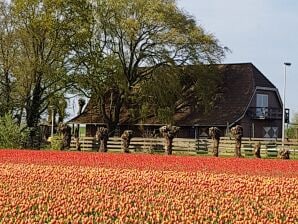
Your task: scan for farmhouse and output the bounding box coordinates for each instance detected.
[69,63,287,138]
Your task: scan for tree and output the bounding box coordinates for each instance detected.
[286,113,298,139]
[137,65,223,124]
[231,125,243,158]
[121,130,133,153]
[0,2,18,118]
[73,0,226,135]
[95,127,109,152]
[159,125,180,155]
[209,127,221,157]
[9,0,77,128]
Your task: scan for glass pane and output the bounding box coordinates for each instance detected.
[256,94,268,117]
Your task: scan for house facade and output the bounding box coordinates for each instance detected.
[244,87,286,138]
[68,63,287,139]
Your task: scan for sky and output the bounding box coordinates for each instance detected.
[177,0,298,121]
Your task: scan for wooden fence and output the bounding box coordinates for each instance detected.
[70,137,298,158]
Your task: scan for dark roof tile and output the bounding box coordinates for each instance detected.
[68,63,277,127]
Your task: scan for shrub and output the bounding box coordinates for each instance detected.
[0,114,26,149]
[50,134,63,150]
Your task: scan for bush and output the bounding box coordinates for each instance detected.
[50,134,63,150]
[0,114,26,149]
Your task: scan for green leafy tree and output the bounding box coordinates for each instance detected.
[0,2,19,118]
[73,0,226,134]
[286,113,298,139]
[138,65,223,124]
[9,0,77,128]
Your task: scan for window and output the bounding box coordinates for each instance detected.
[256,94,268,117]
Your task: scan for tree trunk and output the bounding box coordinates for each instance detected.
[254,142,261,158]
[231,125,243,158]
[26,82,42,149]
[122,138,131,153]
[0,70,12,116]
[96,127,109,152]
[165,136,174,155]
[159,125,180,155]
[279,148,290,159]
[209,127,221,157]
[121,130,133,153]
[212,138,220,157]
[235,137,242,158]
[75,138,81,151]
[26,127,41,149]
[99,138,108,152]
[26,76,43,129]
[106,122,117,137]
[59,123,71,150]
[99,90,124,137]
[74,127,81,151]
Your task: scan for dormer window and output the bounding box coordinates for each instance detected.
[256,94,268,117]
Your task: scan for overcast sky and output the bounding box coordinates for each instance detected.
[178,0,298,121]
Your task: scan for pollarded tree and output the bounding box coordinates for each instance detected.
[73,0,226,135]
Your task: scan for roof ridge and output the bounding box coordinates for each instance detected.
[211,62,253,66]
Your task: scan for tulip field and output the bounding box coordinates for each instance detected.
[0,150,297,223]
